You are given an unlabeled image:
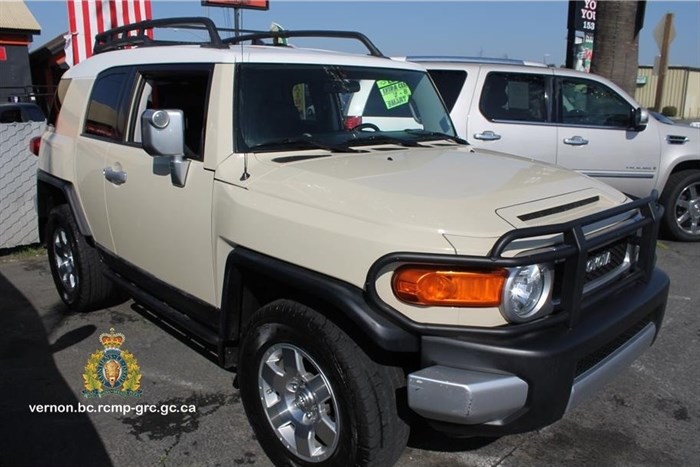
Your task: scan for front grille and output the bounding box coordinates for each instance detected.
[575,315,653,378]
[583,237,630,285]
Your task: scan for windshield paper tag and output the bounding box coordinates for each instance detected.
[376,80,411,109]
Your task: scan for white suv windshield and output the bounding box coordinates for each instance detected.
[235,64,459,152]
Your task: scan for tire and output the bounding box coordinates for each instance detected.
[46,204,126,312]
[238,300,409,467]
[659,170,700,242]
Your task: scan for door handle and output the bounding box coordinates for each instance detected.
[563,136,589,146]
[473,130,502,141]
[103,167,127,185]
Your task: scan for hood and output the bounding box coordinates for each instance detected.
[221,146,626,240]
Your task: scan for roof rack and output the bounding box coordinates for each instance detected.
[405,55,548,67]
[224,30,385,58]
[93,17,226,55]
[93,16,386,58]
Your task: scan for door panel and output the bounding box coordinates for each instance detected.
[554,76,660,198]
[104,145,216,305]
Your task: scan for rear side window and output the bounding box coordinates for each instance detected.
[427,69,467,112]
[480,72,547,123]
[84,71,129,140]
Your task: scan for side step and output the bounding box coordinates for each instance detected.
[104,269,237,367]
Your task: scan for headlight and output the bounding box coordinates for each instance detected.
[499,264,553,323]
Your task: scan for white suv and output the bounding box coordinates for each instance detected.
[35,19,669,467]
[413,57,700,241]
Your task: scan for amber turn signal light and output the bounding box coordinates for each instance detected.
[392,267,507,307]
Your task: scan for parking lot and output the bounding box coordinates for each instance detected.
[1,240,698,467]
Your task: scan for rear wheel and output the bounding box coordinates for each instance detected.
[238,300,409,466]
[46,205,125,311]
[660,170,700,241]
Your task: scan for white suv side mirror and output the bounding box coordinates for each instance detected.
[141,109,189,188]
[634,107,649,131]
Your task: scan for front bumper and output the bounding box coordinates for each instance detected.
[406,267,669,436]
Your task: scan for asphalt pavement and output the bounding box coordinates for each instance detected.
[1,240,698,467]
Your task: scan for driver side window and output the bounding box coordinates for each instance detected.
[558,78,632,128]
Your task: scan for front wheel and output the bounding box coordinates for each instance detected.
[238,300,409,467]
[660,170,700,241]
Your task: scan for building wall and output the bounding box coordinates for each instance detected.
[683,71,700,119]
[635,66,700,118]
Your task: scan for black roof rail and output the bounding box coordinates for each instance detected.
[224,30,385,58]
[93,17,226,55]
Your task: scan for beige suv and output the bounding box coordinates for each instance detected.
[35,18,669,467]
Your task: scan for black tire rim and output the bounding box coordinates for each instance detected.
[257,343,340,463]
[674,180,700,236]
[52,226,77,293]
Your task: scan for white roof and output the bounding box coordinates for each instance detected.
[65,43,426,79]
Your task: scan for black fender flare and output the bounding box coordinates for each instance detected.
[220,246,419,354]
[37,170,92,239]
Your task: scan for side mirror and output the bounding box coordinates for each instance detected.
[141,109,189,187]
[633,107,649,131]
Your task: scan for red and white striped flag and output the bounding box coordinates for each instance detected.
[65,0,152,66]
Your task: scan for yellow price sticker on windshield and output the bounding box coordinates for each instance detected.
[376,80,412,109]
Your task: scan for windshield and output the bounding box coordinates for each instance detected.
[235,64,459,152]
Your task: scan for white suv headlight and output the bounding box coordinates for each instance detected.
[500,264,553,323]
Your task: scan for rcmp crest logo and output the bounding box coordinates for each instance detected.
[82,328,143,398]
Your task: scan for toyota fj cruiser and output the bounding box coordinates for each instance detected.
[35,18,669,467]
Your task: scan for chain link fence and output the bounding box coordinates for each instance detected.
[1,122,45,249]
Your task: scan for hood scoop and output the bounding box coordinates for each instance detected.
[497,189,621,229]
[518,196,600,222]
[272,154,332,163]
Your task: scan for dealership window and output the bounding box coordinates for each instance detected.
[480,72,547,123]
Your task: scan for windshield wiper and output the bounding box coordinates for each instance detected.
[248,136,361,153]
[347,132,424,148]
[403,129,469,145]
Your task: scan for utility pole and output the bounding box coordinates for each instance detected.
[653,13,674,111]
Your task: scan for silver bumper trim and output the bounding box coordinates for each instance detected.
[566,323,656,412]
[407,366,528,425]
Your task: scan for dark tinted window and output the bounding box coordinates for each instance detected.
[480,72,547,122]
[85,71,129,140]
[427,69,467,112]
[558,77,632,127]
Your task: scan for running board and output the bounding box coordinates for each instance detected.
[104,269,221,348]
